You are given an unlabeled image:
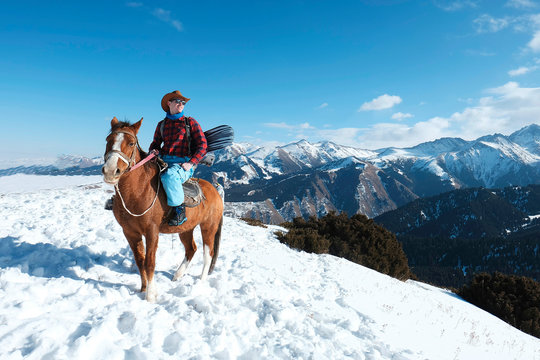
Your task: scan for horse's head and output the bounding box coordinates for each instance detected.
[102,117,143,185]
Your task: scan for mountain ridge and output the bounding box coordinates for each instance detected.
[2,124,539,223]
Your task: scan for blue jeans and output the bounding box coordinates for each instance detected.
[160,155,195,207]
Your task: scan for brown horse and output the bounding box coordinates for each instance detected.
[102,117,224,302]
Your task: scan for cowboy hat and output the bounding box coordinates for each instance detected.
[161,90,191,112]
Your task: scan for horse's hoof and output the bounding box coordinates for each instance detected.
[173,269,186,281]
[173,261,190,281]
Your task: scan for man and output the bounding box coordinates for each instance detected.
[149,90,208,226]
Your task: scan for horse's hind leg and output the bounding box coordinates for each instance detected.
[201,244,213,281]
[200,222,220,281]
[124,231,147,292]
[173,230,197,281]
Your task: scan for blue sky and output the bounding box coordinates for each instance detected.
[1,0,540,160]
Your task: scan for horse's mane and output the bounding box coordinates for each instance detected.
[110,121,132,132]
[109,121,148,158]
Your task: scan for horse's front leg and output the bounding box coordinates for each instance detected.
[144,226,160,302]
[124,231,147,292]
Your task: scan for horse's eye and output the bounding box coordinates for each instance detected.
[129,143,135,147]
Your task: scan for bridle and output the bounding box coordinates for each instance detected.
[104,129,163,217]
[104,130,140,173]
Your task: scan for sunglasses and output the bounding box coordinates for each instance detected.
[171,99,186,105]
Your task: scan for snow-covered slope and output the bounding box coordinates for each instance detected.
[0,177,538,359]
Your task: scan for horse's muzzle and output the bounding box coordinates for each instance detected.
[102,166,122,184]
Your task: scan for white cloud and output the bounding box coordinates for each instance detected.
[264,122,314,130]
[265,122,294,130]
[464,49,497,56]
[317,102,329,109]
[506,0,537,8]
[472,13,540,35]
[299,122,314,129]
[530,13,540,27]
[423,82,540,143]
[152,8,183,32]
[353,117,451,149]
[433,0,478,11]
[391,112,414,121]
[299,82,540,149]
[427,82,539,142]
[261,121,317,144]
[508,65,537,76]
[261,83,539,150]
[473,14,510,33]
[359,94,402,111]
[528,30,540,52]
[318,128,364,147]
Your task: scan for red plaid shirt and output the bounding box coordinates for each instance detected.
[149,116,207,165]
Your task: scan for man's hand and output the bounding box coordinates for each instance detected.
[181,162,193,171]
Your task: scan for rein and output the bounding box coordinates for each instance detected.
[129,149,158,172]
[105,130,164,217]
[114,176,161,217]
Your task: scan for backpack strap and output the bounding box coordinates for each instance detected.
[184,116,192,157]
[160,117,192,157]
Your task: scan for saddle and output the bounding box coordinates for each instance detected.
[183,178,205,207]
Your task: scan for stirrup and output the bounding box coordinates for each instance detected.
[104,197,114,210]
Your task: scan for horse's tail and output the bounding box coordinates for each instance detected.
[215,182,225,205]
[209,216,223,275]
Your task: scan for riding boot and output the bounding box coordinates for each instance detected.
[104,196,114,210]
[168,205,187,226]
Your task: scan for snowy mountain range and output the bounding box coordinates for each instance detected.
[1,124,539,223]
[0,177,538,359]
[200,124,540,222]
[375,184,540,239]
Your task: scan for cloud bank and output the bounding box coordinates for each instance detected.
[356,82,540,149]
[263,82,540,150]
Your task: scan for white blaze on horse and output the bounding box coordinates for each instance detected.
[102,117,224,302]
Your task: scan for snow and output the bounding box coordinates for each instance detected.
[0,175,539,360]
[0,174,103,194]
[0,158,57,170]
[321,157,366,172]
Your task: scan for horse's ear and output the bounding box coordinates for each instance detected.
[111,117,119,127]
[132,117,143,134]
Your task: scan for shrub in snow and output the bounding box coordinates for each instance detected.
[277,212,412,280]
[240,217,268,228]
[459,272,540,338]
